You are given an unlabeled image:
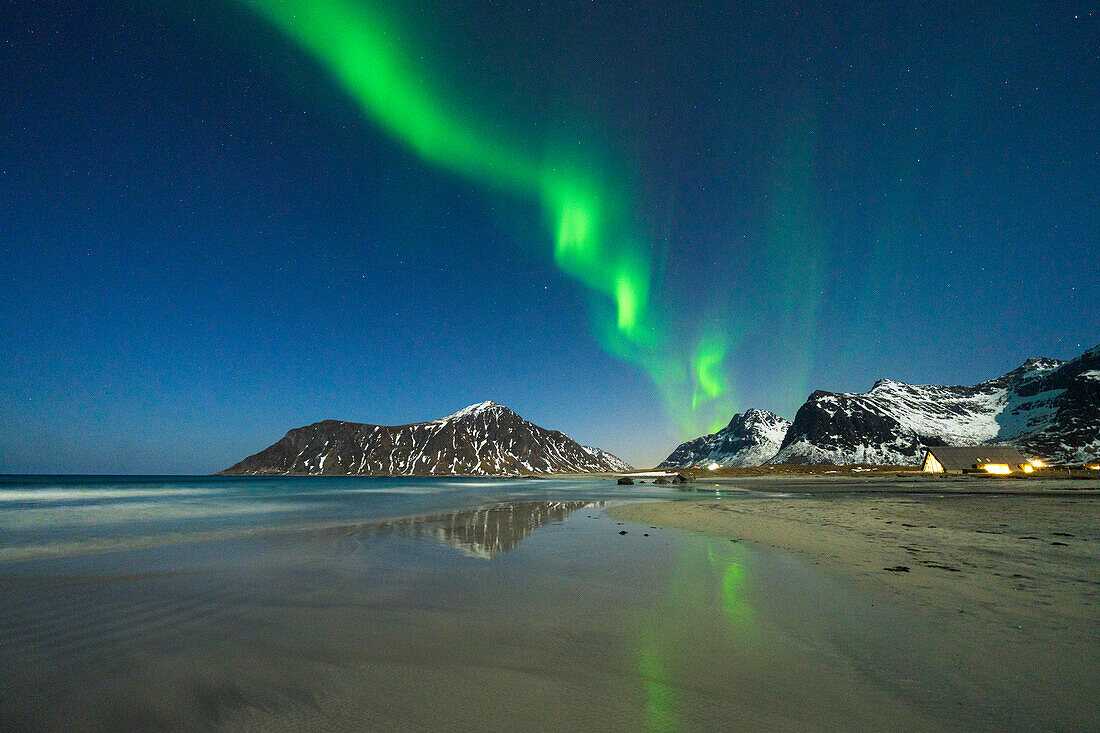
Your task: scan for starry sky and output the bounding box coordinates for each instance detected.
[2,1,1097,473]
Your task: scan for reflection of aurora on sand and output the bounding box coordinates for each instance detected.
[635,536,754,732]
[229,0,760,434]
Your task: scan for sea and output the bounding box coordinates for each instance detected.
[0,474,691,564]
[0,474,1071,731]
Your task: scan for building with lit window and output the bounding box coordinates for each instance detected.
[921,446,1039,474]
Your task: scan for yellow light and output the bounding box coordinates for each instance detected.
[983,464,1012,474]
[708,462,720,471]
[1023,465,1034,473]
[1029,459,1046,468]
[1088,464,1100,471]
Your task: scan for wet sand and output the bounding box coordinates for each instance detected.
[0,499,947,732]
[4,475,1098,731]
[612,482,1100,731]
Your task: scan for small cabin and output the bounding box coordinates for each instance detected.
[921,446,1036,474]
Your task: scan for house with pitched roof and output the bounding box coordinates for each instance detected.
[921,446,1039,474]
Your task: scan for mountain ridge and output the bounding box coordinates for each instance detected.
[659,409,791,468]
[222,401,633,476]
[662,345,1099,467]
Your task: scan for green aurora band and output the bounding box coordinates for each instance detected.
[232,0,737,434]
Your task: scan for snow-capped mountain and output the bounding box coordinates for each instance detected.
[770,346,1099,465]
[659,409,791,467]
[221,401,631,476]
[582,445,634,472]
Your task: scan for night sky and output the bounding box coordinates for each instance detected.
[2,1,1097,473]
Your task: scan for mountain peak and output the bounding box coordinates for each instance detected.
[742,408,775,420]
[442,400,506,421]
[983,356,1067,387]
[1020,357,1063,371]
[661,408,791,468]
[769,344,1098,465]
[221,400,629,476]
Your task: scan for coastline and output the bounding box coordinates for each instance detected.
[611,488,1100,730]
[0,479,950,731]
[625,470,1100,493]
[5,473,1099,729]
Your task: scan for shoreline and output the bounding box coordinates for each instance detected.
[611,492,1100,729]
[654,472,1100,494]
[4,475,1098,729]
[610,492,1099,626]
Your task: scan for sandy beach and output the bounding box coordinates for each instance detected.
[4,474,1098,730]
[612,477,1100,731]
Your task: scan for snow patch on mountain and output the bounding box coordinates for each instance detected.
[659,409,791,467]
[664,345,1098,467]
[223,402,629,476]
[438,400,503,422]
[771,346,1097,465]
[582,446,633,472]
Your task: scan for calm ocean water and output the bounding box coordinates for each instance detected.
[0,474,690,562]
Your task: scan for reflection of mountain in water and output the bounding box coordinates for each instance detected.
[382,501,599,559]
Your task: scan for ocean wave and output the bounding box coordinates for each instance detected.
[0,500,320,532]
[0,488,216,503]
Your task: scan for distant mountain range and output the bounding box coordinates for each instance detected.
[659,409,790,468]
[662,344,1100,467]
[221,401,632,476]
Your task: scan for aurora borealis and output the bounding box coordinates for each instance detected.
[2,1,1097,472]
[233,0,733,437]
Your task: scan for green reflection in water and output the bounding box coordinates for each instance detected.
[636,644,677,733]
[707,540,753,629]
[634,533,755,731]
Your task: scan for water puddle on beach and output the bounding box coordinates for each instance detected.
[0,499,1002,731]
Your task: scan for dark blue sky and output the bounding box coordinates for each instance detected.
[2,1,1097,472]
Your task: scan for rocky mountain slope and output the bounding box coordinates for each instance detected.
[659,409,791,467]
[581,445,633,473]
[662,345,1099,467]
[222,401,633,476]
[771,346,1099,465]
